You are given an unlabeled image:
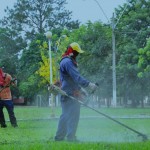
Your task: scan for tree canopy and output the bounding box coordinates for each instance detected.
[0,0,150,107]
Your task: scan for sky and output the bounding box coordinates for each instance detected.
[0,0,127,24]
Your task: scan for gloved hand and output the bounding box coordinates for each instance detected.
[12,78,17,86]
[48,84,58,95]
[88,82,98,93]
[14,79,17,85]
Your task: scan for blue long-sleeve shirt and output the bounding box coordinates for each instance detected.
[60,57,90,96]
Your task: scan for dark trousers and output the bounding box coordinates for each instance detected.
[0,100,17,126]
[55,97,80,141]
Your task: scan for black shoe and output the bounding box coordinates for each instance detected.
[67,139,80,142]
[55,139,64,142]
[1,124,7,128]
[12,124,18,128]
[54,137,64,142]
[67,137,80,142]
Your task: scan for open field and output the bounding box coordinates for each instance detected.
[0,106,150,149]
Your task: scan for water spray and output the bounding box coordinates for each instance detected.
[80,101,148,141]
[49,84,148,142]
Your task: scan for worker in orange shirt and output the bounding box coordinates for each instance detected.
[0,68,18,128]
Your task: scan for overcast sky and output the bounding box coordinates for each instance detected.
[0,0,126,24]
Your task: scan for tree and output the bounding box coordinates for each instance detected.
[18,34,46,101]
[0,0,80,102]
[78,22,112,100]
[35,40,58,85]
[114,0,150,107]
[0,0,79,40]
[116,0,150,47]
[137,39,150,107]
[0,27,26,74]
[138,38,150,77]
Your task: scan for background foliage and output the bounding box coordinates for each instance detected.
[0,0,150,107]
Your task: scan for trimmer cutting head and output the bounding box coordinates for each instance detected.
[138,134,148,142]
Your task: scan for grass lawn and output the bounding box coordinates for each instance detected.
[0,106,150,149]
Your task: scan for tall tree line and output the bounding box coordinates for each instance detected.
[0,0,150,107]
[0,0,79,102]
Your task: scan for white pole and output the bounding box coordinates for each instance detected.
[112,13,117,107]
[46,31,53,106]
[111,1,129,107]
[48,39,53,85]
[45,31,55,117]
[48,39,54,108]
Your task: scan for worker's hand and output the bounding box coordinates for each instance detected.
[48,84,58,95]
[14,79,17,85]
[11,78,17,86]
[88,82,98,93]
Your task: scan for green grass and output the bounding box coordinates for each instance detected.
[0,106,150,149]
[0,141,150,150]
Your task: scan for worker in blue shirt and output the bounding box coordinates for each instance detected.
[55,42,97,142]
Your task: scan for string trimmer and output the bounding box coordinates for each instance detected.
[49,84,148,141]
